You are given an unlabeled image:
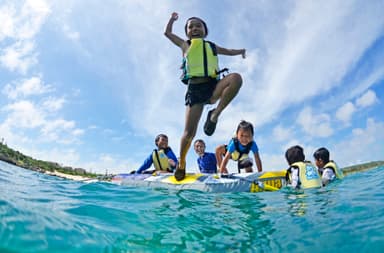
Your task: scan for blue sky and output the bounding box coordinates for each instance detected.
[1,0,383,174]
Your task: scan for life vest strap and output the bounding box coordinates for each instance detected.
[154,149,163,171]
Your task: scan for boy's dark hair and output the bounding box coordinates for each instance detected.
[313,147,330,163]
[184,17,208,37]
[236,120,254,136]
[285,145,305,165]
[155,134,168,146]
[194,139,205,146]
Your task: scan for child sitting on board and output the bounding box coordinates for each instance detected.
[135,134,178,174]
[193,139,217,173]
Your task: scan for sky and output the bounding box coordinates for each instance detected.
[1,0,383,174]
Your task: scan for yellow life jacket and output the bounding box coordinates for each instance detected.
[182,39,219,82]
[324,161,344,179]
[290,161,322,189]
[152,149,170,172]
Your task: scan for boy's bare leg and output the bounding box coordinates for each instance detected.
[175,104,204,180]
[209,73,242,123]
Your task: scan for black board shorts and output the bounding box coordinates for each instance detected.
[185,78,218,106]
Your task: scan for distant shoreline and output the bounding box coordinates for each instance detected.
[0,142,110,181]
[44,170,98,182]
[0,157,100,182]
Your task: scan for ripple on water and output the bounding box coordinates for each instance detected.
[1,161,384,253]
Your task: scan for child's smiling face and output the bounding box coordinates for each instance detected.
[156,136,169,149]
[186,18,206,39]
[194,141,205,156]
[237,128,253,146]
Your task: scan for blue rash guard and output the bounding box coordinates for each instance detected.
[227,139,259,156]
[136,148,178,174]
[197,152,217,173]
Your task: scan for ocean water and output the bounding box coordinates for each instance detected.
[1,160,383,253]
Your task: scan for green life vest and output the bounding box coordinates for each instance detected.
[181,38,219,83]
[289,161,322,189]
[152,149,170,172]
[324,161,344,179]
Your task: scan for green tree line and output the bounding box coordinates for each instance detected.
[0,142,99,178]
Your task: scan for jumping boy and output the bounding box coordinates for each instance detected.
[164,12,246,180]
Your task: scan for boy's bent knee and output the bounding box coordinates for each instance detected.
[228,73,242,84]
[215,145,225,154]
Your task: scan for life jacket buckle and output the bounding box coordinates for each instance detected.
[216,68,229,79]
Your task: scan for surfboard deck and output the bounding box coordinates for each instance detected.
[111,171,287,193]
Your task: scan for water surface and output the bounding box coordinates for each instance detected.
[1,161,383,252]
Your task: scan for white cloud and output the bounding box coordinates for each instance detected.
[0,41,37,74]
[297,107,333,138]
[245,0,384,128]
[261,153,288,171]
[2,97,82,146]
[273,125,293,142]
[72,128,84,136]
[356,89,378,108]
[61,24,80,41]
[335,102,356,124]
[79,153,142,174]
[3,76,52,99]
[334,89,379,126]
[0,4,16,41]
[42,97,66,112]
[26,147,81,167]
[14,0,50,40]
[0,0,50,73]
[41,118,75,134]
[40,118,83,144]
[334,118,384,167]
[3,100,45,128]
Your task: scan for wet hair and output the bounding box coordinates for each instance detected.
[285,145,305,165]
[236,120,254,136]
[313,147,330,163]
[184,17,208,37]
[155,134,168,146]
[194,139,205,146]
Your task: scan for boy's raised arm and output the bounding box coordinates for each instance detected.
[164,12,184,48]
[216,45,246,59]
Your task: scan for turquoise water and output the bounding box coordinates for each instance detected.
[1,160,383,253]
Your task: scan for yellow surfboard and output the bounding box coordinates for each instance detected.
[162,173,204,185]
